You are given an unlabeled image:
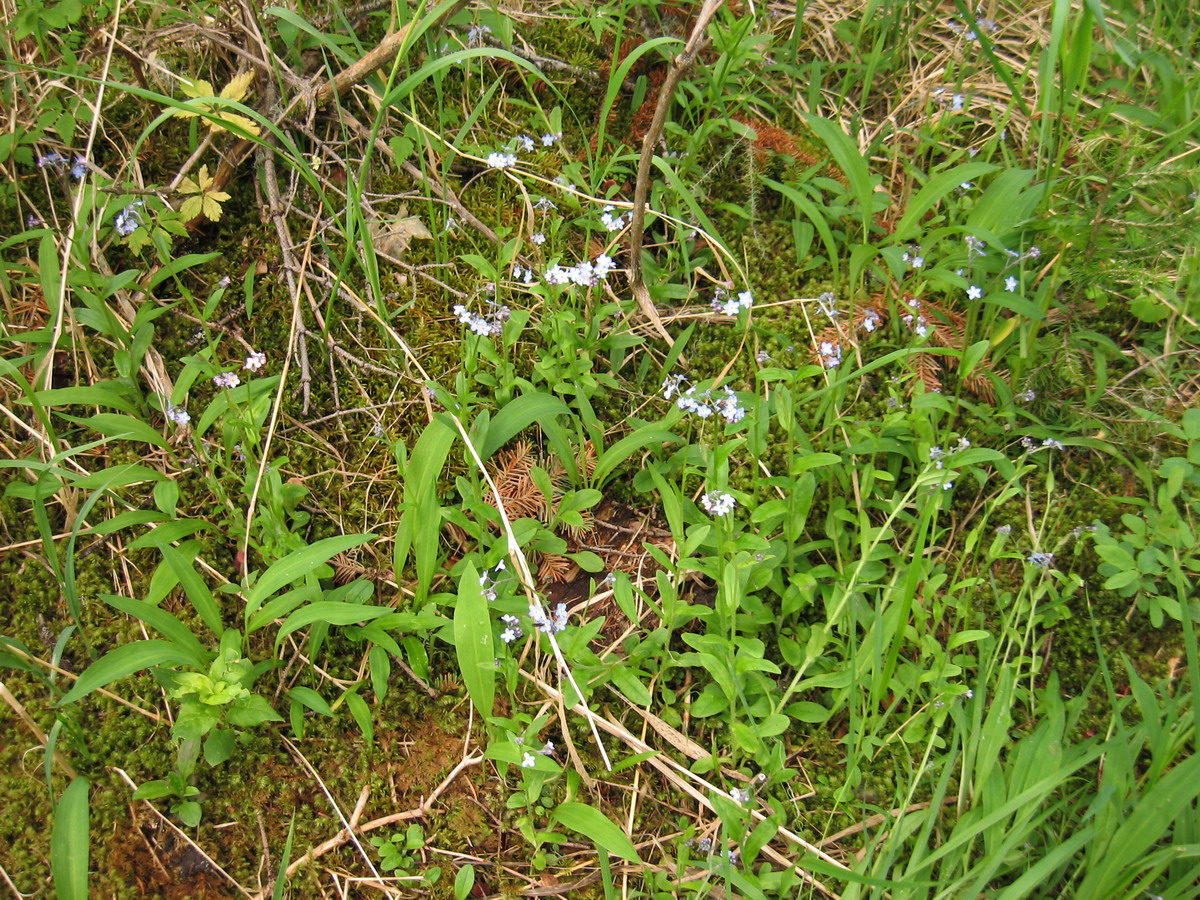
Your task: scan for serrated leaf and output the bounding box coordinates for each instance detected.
[219,71,254,102]
[201,194,223,222]
[180,196,203,220]
[179,78,215,99]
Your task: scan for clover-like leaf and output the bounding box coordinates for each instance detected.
[171,73,260,136]
[177,165,231,222]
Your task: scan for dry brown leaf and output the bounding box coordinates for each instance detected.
[368,213,432,260]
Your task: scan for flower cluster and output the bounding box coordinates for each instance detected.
[932,88,966,112]
[929,436,971,469]
[600,205,628,232]
[1021,436,1065,452]
[949,10,998,41]
[478,560,507,602]
[486,151,518,169]
[213,371,241,389]
[541,253,616,287]
[166,405,191,426]
[453,301,511,336]
[39,153,88,179]
[860,308,883,333]
[711,288,754,317]
[817,340,842,368]
[700,490,736,517]
[901,296,930,338]
[662,377,746,424]
[499,614,522,643]
[529,601,569,635]
[114,202,144,237]
[518,740,556,767]
[244,350,266,372]
[1028,551,1055,568]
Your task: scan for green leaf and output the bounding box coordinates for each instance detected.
[592,425,680,487]
[453,562,494,722]
[803,114,876,237]
[247,533,375,607]
[454,863,476,900]
[160,545,223,636]
[28,383,139,415]
[480,391,571,460]
[51,777,90,900]
[225,694,283,728]
[395,417,455,599]
[274,601,394,646]
[61,413,169,448]
[99,594,208,666]
[59,640,198,705]
[891,162,1001,240]
[204,728,235,765]
[287,686,334,717]
[552,801,642,864]
[344,690,374,744]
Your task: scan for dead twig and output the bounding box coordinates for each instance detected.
[626,0,728,354]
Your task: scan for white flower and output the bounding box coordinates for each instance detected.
[715,387,746,424]
[911,255,925,268]
[212,371,240,389]
[700,491,736,517]
[486,152,517,169]
[600,205,628,232]
[244,350,266,372]
[967,285,983,300]
[530,232,545,245]
[662,374,686,400]
[521,751,536,768]
[862,309,881,333]
[516,135,534,153]
[1005,275,1018,292]
[541,132,562,146]
[166,405,190,425]
[539,741,555,756]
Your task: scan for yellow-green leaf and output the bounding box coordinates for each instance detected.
[219,71,254,102]
[201,195,223,222]
[180,196,203,220]
[179,78,215,99]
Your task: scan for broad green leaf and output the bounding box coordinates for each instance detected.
[344,690,374,744]
[28,383,138,415]
[552,801,641,864]
[592,425,680,487]
[275,601,394,645]
[61,413,169,448]
[394,416,455,599]
[247,533,375,606]
[287,686,334,717]
[480,391,570,460]
[453,562,494,722]
[59,640,197,705]
[891,162,1001,240]
[803,114,876,237]
[99,594,208,666]
[51,777,90,900]
[161,545,223,636]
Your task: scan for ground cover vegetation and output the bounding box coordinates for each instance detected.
[1,0,1198,896]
